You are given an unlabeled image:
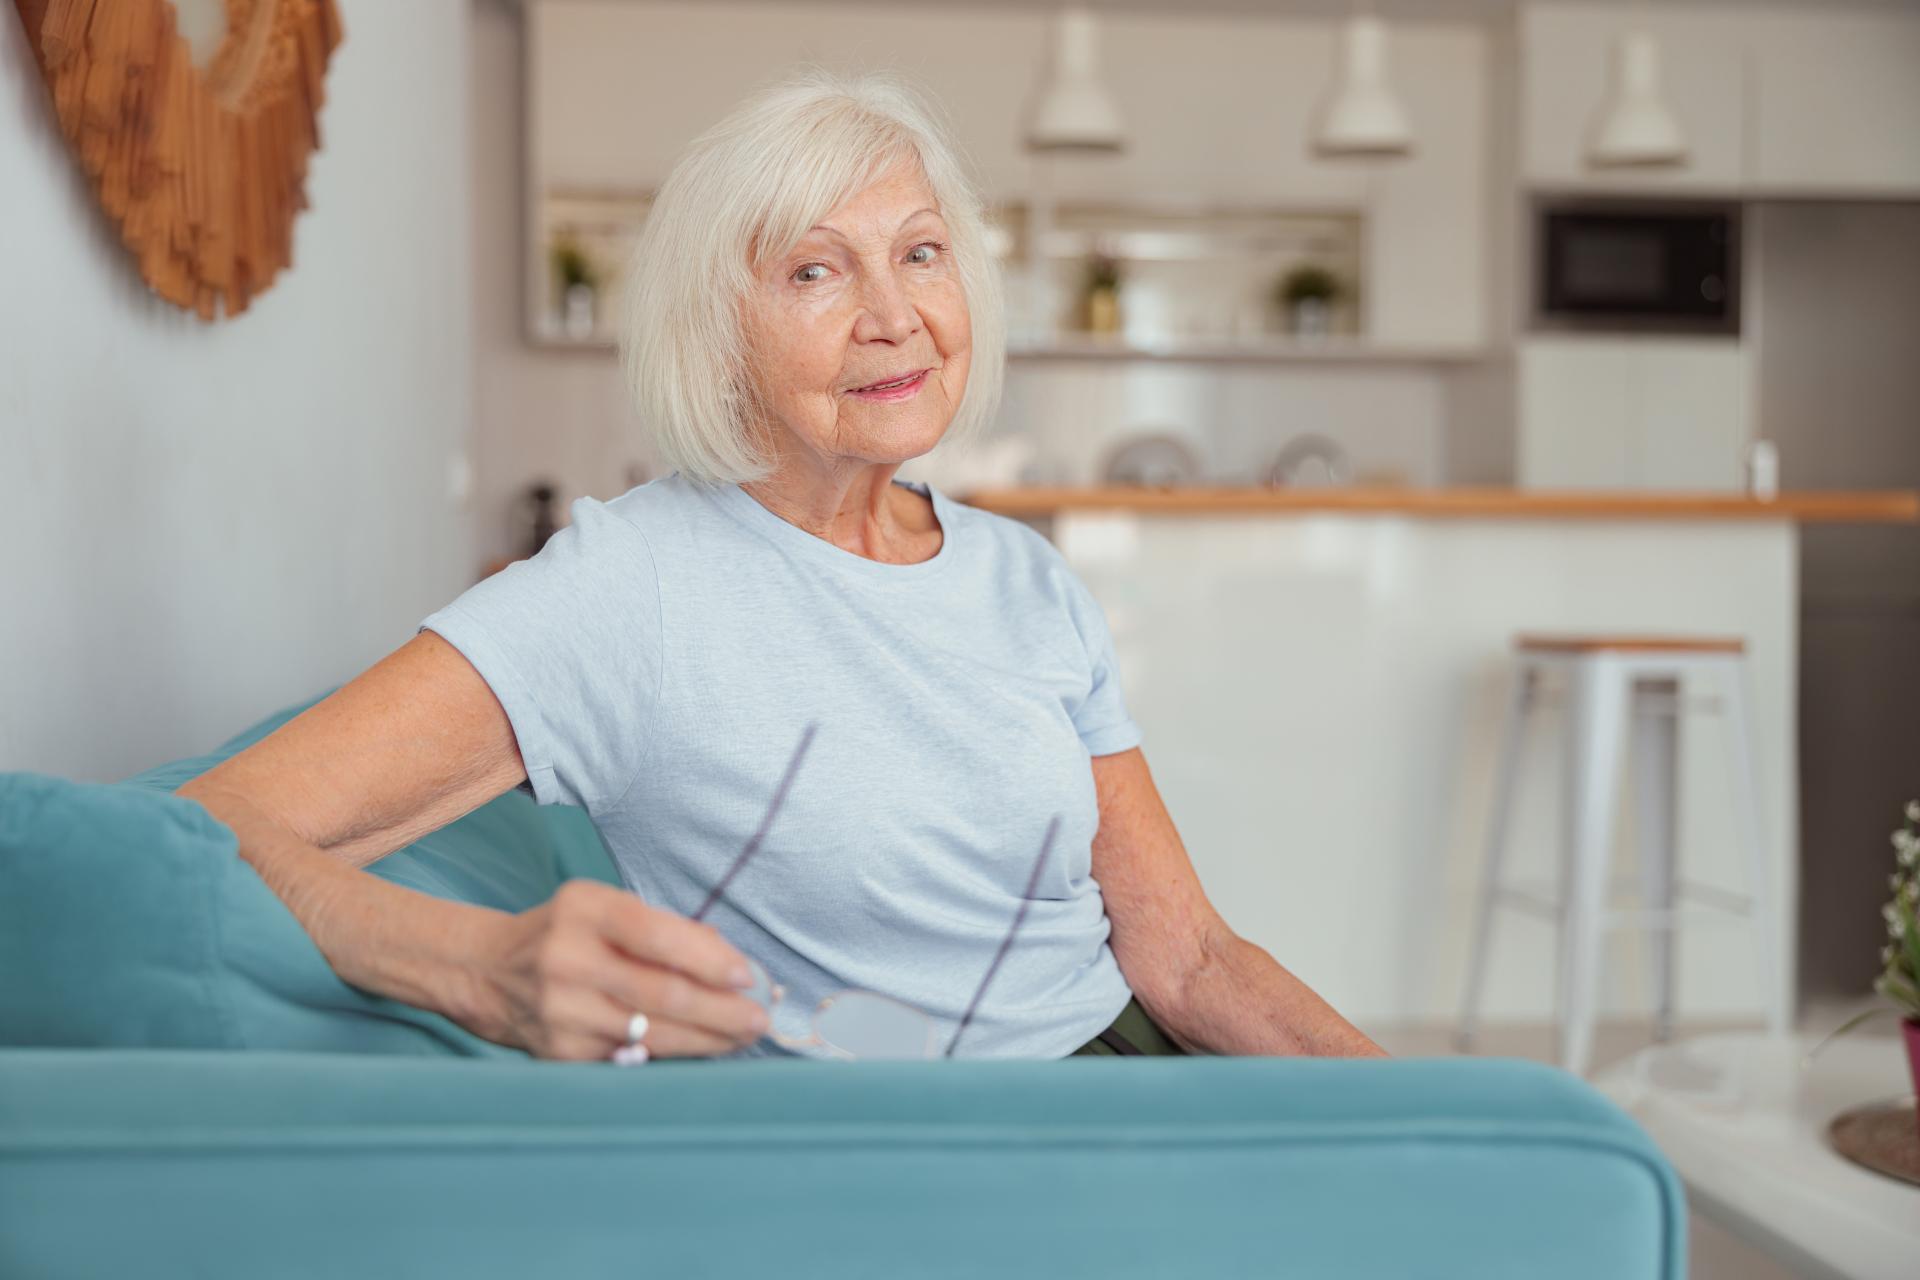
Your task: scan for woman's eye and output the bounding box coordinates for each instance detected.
[792,263,827,284]
[906,242,943,264]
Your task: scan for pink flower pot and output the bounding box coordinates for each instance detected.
[1906,1018,1920,1140]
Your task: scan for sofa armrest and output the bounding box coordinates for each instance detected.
[0,1049,1683,1279]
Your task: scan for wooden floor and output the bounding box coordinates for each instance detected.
[1368,1005,1897,1280]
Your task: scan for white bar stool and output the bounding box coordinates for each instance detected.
[1455,634,1790,1077]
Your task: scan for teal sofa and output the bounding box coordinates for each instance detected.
[1,698,1687,1278]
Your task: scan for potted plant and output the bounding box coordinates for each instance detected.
[1080,250,1123,334]
[1276,264,1340,338]
[1823,799,1920,1136]
[551,234,599,339]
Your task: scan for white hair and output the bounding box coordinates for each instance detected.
[619,69,1006,487]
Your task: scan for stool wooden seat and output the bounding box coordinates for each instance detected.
[1515,634,1746,655]
[1456,634,1787,1075]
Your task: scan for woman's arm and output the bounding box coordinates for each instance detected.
[1089,747,1388,1058]
[175,631,767,1059]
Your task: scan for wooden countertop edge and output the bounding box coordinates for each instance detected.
[954,487,1920,523]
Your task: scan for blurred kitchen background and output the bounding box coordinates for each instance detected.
[9,0,1920,1085]
[472,0,1920,1041]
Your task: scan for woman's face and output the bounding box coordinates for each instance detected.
[741,159,972,473]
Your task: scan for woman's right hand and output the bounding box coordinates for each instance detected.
[460,879,772,1061]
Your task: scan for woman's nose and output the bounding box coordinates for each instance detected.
[853,271,920,344]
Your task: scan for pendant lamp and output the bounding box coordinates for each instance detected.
[1312,5,1413,159]
[1588,24,1688,168]
[1026,7,1126,154]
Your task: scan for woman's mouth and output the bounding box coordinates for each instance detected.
[848,369,929,401]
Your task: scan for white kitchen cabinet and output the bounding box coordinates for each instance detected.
[1517,338,1637,486]
[1518,336,1751,490]
[1520,2,1920,199]
[1519,3,1746,194]
[1749,11,1920,196]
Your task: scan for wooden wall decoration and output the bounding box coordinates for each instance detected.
[11,0,343,319]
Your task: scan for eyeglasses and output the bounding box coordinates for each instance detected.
[689,721,1058,1061]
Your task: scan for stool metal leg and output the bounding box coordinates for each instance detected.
[1559,657,1627,1077]
[1720,657,1792,1037]
[1632,677,1680,1044]
[1456,664,1537,1052]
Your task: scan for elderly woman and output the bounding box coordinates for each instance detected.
[179,72,1384,1064]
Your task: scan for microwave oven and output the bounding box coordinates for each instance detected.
[1533,199,1741,335]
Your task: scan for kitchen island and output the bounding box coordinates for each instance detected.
[955,486,1919,1033]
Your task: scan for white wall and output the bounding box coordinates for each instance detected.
[470,0,663,570]
[0,1,477,782]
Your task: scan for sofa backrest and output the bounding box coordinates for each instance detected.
[0,693,619,1057]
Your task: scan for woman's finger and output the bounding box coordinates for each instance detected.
[571,883,755,992]
[640,1016,754,1059]
[543,986,748,1060]
[587,946,770,1045]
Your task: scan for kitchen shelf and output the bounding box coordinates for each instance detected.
[958,486,1920,523]
[1007,335,1495,365]
[522,332,1498,364]
[527,330,617,352]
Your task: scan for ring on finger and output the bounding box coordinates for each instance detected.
[625,1012,650,1046]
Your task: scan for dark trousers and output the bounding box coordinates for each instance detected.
[1069,996,1190,1056]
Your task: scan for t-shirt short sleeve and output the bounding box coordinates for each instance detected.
[418,497,663,813]
[1059,568,1142,757]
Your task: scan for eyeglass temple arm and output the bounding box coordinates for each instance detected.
[943,814,1060,1059]
[689,728,1054,1062]
[691,721,817,924]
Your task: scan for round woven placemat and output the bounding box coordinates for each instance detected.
[1827,1098,1920,1187]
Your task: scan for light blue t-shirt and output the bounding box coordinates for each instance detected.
[419,471,1141,1058]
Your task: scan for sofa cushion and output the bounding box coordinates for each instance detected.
[0,693,618,1056]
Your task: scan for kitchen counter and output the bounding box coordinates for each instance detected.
[958,486,1920,523]
[1025,487,1827,1030]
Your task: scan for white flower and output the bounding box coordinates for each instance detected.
[1908,880,1919,905]
[1903,845,1920,869]
[1906,799,1920,823]
[1887,903,1907,937]
[1897,829,1920,854]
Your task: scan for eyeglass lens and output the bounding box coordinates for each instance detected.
[741,955,937,1060]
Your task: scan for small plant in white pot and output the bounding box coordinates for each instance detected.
[1275,265,1340,338]
[551,235,600,340]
